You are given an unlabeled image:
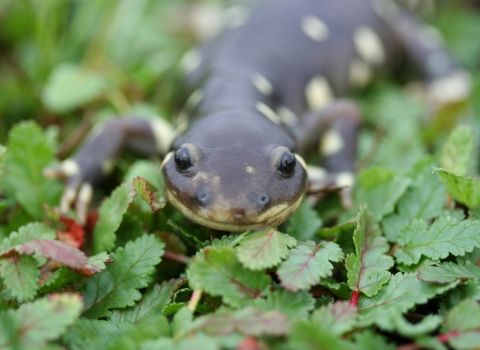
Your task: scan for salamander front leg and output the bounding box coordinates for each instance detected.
[44,117,174,224]
[298,100,361,208]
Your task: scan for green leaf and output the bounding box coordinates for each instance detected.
[354,330,396,350]
[82,234,165,319]
[441,124,473,176]
[435,168,480,208]
[93,182,136,254]
[111,279,183,323]
[288,320,355,350]
[251,290,315,320]
[443,299,480,349]
[0,145,6,180]
[0,254,39,302]
[418,262,480,284]
[358,273,456,325]
[356,168,411,221]
[4,122,62,219]
[236,229,296,270]
[141,334,219,350]
[187,247,271,307]
[188,306,290,337]
[277,241,343,292]
[395,217,480,265]
[0,222,55,252]
[0,294,82,348]
[42,63,110,113]
[287,200,323,241]
[132,177,166,212]
[311,301,358,336]
[378,310,443,338]
[382,171,446,242]
[346,206,394,297]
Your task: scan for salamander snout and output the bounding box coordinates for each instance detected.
[195,188,211,206]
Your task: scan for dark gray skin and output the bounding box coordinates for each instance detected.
[45,0,470,231]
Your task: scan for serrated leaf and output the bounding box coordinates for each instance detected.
[354,330,396,350]
[1,239,87,269]
[133,177,166,212]
[187,247,271,307]
[443,299,480,349]
[236,229,296,270]
[0,294,82,348]
[441,125,473,176]
[141,334,219,350]
[82,234,164,319]
[288,320,355,350]
[418,262,480,284]
[4,122,62,219]
[435,168,480,208]
[277,241,344,292]
[251,290,315,320]
[57,216,85,249]
[356,168,411,221]
[377,310,443,338]
[358,273,456,325]
[93,182,136,254]
[311,301,358,336]
[187,306,290,337]
[42,63,110,113]
[0,222,55,252]
[287,200,323,241]
[0,254,39,302]
[346,206,394,297]
[395,217,480,265]
[77,252,111,276]
[382,171,446,242]
[111,279,183,323]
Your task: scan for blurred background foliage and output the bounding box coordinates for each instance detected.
[0,0,479,172]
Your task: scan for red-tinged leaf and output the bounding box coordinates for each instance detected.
[93,182,136,254]
[133,177,166,212]
[75,252,111,276]
[188,306,290,337]
[15,239,88,269]
[0,254,39,302]
[236,228,297,270]
[57,216,85,248]
[443,299,480,349]
[346,206,394,299]
[0,222,56,252]
[277,241,344,292]
[311,301,358,336]
[0,293,83,348]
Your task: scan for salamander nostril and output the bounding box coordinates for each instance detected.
[195,190,210,206]
[260,195,269,205]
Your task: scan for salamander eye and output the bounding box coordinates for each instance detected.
[174,147,193,171]
[279,151,296,176]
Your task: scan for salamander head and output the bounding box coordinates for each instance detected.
[162,115,307,232]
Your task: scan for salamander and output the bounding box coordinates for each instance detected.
[44,0,471,232]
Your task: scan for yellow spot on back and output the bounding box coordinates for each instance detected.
[151,118,175,154]
[179,49,202,74]
[353,26,385,66]
[301,15,329,42]
[256,102,282,124]
[277,106,298,125]
[305,76,333,110]
[246,166,255,174]
[251,74,274,95]
[321,130,344,156]
[336,172,355,188]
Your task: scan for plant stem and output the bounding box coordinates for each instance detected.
[188,289,203,312]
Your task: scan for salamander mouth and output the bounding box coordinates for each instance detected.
[165,186,304,232]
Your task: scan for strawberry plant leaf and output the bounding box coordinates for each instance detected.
[358,273,456,326]
[140,334,219,350]
[236,228,296,270]
[443,299,480,349]
[287,200,323,241]
[251,290,315,320]
[441,124,473,176]
[187,247,271,307]
[4,121,62,219]
[133,177,166,212]
[77,252,111,276]
[111,278,183,323]
[188,306,290,337]
[395,218,480,265]
[434,168,480,209]
[382,171,446,242]
[288,320,356,350]
[277,241,343,292]
[0,222,55,252]
[353,330,396,350]
[355,168,411,221]
[346,206,394,297]
[311,301,358,336]
[82,234,165,319]
[418,262,480,284]
[0,254,39,302]
[93,182,136,254]
[376,309,443,337]
[0,294,82,348]
[0,145,6,179]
